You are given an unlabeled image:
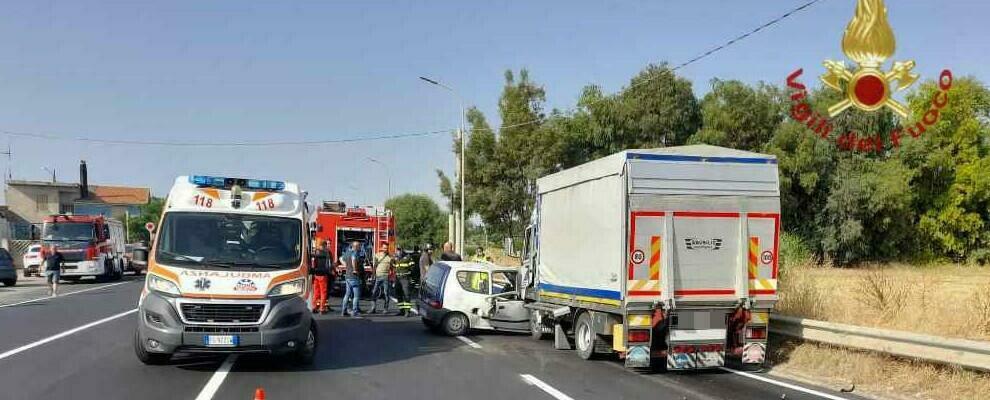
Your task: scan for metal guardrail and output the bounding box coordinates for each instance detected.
[771,315,990,372]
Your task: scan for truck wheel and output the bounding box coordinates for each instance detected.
[441,312,469,336]
[294,322,318,366]
[575,312,606,360]
[530,310,550,340]
[134,330,171,365]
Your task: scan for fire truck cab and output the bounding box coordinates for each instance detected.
[41,214,126,281]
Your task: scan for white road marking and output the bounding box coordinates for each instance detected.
[456,335,482,349]
[194,355,238,400]
[0,281,132,308]
[0,308,138,361]
[719,367,851,400]
[521,374,575,400]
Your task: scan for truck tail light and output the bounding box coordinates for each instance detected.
[627,329,650,343]
[671,345,695,354]
[697,343,724,353]
[746,327,767,340]
[85,245,98,260]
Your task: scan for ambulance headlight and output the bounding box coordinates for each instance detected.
[268,279,305,297]
[147,274,181,296]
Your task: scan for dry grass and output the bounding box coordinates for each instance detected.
[779,263,990,341]
[769,336,990,400]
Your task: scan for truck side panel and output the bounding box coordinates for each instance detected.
[537,173,624,307]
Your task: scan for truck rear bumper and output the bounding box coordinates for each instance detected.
[137,291,311,356]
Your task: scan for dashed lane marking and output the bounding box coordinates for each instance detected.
[456,335,482,349]
[521,374,575,400]
[719,367,851,400]
[0,308,138,361]
[193,355,238,400]
[0,281,133,308]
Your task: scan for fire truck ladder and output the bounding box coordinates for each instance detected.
[376,213,391,250]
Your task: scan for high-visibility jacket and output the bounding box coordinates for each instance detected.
[395,255,415,277]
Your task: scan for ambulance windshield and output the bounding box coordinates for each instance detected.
[155,212,301,269]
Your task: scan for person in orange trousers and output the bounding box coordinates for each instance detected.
[310,241,332,313]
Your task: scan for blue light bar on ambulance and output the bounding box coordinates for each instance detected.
[188,175,285,191]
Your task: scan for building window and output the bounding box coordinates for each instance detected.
[36,194,48,212]
[59,204,74,214]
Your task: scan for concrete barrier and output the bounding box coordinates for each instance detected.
[771,315,990,372]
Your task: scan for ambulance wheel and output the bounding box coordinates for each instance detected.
[530,310,549,340]
[575,312,606,360]
[134,330,171,365]
[293,322,317,366]
[441,312,469,336]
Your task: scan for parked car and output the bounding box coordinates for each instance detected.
[0,248,17,286]
[419,261,523,336]
[22,244,42,277]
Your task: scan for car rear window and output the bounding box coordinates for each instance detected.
[421,263,450,301]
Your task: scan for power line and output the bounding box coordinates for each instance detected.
[481,0,825,133]
[0,128,453,147]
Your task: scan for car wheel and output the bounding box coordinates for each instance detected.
[575,312,605,360]
[134,329,171,365]
[22,270,30,278]
[294,322,318,366]
[530,310,550,340]
[441,312,470,336]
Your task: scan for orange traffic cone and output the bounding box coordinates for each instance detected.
[253,387,266,400]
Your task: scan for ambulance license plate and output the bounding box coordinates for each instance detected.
[204,335,238,347]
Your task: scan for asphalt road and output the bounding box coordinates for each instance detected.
[0,277,864,400]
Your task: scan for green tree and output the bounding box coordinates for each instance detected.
[580,64,702,157]
[127,197,165,242]
[385,194,447,249]
[899,77,990,262]
[688,79,785,151]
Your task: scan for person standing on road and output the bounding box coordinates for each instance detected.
[309,240,331,314]
[340,241,363,317]
[369,243,393,314]
[419,243,433,281]
[394,248,415,317]
[44,245,64,297]
[440,242,462,261]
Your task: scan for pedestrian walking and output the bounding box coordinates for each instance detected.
[339,241,364,317]
[309,241,332,314]
[440,242,462,261]
[44,245,64,297]
[418,243,433,281]
[369,243,393,314]
[394,248,416,317]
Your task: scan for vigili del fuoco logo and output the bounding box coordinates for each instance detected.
[785,0,952,152]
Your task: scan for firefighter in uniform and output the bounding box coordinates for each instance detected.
[394,248,416,317]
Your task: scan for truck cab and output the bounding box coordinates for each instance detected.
[41,214,126,281]
[134,175,317,365]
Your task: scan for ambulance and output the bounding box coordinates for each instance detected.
[134,175,317,365]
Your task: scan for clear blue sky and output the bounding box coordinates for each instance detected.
[0,1,986,207]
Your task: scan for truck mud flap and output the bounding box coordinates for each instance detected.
[553,323,572,350]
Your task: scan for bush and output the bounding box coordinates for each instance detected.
[854,269,909,318]
[779,232,813,269]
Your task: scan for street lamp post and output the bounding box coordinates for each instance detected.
[42,167,55,183]
[366,157,392,202]
[420,76,466,254]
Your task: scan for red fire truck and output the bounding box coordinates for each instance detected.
[312,201,395,287]
[41,214,126,281]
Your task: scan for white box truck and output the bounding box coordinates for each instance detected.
[486,145,780,370]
